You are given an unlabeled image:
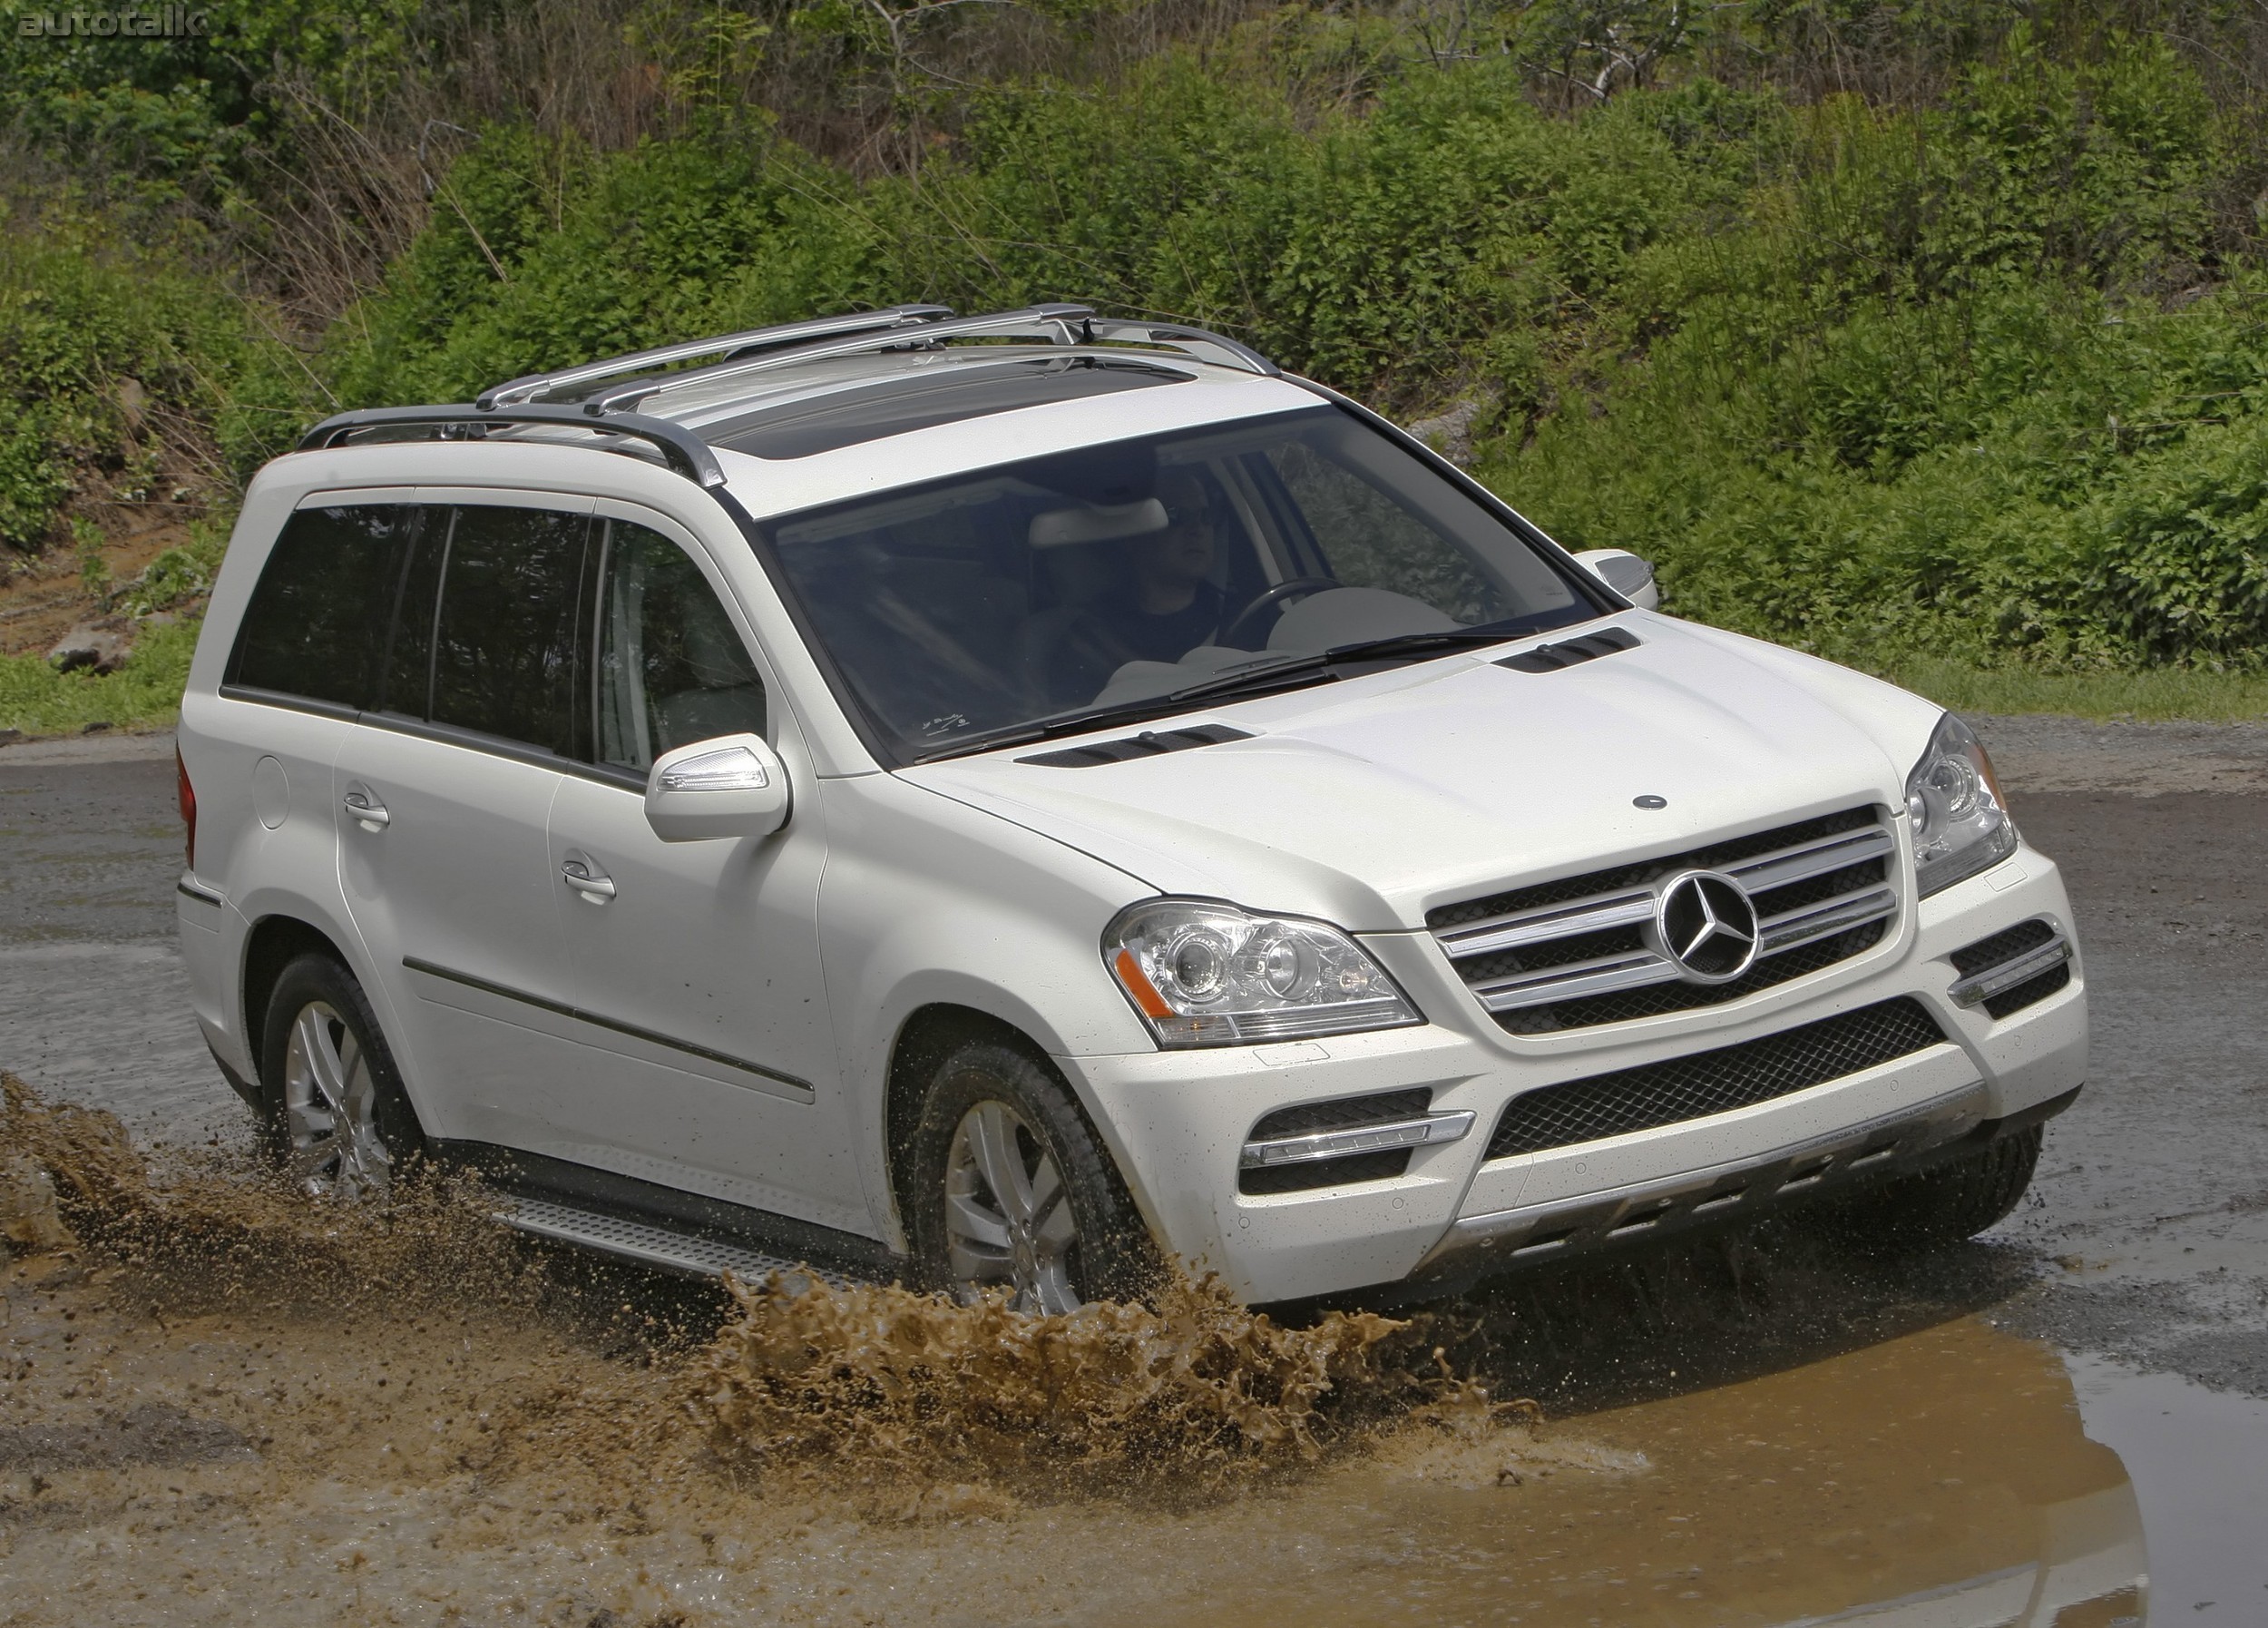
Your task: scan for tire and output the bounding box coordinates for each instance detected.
[1826,1125,2043,1255]
[904,1039,1162,1312]
[257,953,425,1199]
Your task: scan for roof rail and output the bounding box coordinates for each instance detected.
[1080,319,1280,377]
[582,303,1101,415]
[298,404,728,487]
[474,305,955,411]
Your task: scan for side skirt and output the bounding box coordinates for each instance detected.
[430,1139,903,1288]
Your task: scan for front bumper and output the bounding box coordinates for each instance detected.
[1061,844,2087,1306]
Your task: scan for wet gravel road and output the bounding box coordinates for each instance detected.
[2,719,2264,1392]
[2,717,2266,1623]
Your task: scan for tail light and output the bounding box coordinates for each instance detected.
[176,746,197,869]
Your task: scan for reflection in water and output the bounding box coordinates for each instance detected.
[0,1076,2147,1625]
[1135,1319,2146,1628]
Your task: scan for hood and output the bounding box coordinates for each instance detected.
[903,614,1945,931]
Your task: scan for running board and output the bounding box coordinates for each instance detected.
[495,1196,869,1290]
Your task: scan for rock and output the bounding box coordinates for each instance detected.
[1406,398,1487,467]
[47,623,132,675]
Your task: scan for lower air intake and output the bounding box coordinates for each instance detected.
[1487,997,1946,1160]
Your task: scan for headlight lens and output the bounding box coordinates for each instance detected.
[1104,899,1422,1048]
[1905,712,2018,897]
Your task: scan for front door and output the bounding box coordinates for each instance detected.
[545,508,862,1237]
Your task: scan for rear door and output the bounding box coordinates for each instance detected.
[335,495,596,1152]
[199,498,419,1070]
[544,505,863,1235]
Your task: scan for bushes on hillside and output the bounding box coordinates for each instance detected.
[319,33,2266,671]
[0,234,308,553]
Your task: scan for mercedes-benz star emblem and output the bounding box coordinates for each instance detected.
[1652,869,1761,984]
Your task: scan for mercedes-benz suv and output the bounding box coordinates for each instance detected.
[172,303,2086,1310]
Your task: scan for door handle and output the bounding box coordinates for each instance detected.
[560,858,616,900]
[341,789,391,829]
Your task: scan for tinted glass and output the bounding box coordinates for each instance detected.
[764,407,1593,761]
[376,512,447,718]
[428,505,592,754]
[230,505,415,707]
[594,521,767,772]
[705,360,1178,461]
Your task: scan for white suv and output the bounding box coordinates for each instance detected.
[174,304,2086,1310]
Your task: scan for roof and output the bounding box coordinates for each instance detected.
[298,305,1298,494]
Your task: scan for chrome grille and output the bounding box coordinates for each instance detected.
[1429,807,1901,1035]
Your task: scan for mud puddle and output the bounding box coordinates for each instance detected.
[0,1074,2187,1626]
[2067,1357,2268,1622]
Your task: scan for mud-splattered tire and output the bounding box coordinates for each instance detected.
[904,1040,1161,1311]
[1828,1125,2043,1255]
[257,954,425,1199]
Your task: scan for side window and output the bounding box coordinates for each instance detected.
[428,505,593,756]
[229,505,415,707]
[594,520,767,774]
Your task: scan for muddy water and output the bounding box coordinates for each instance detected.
[0,1078,2160,1626]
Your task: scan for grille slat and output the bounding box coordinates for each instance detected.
[1487,997,1946,1160]
[1431,807,1900,1035]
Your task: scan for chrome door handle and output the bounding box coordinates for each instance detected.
[560,858,615,900]
[342,790,391,829]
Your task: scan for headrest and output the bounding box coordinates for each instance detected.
[1028,498,1169,550]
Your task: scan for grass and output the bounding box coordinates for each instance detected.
[1867,654,2268,724]
[0,619,198,738]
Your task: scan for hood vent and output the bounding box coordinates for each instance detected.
[1020,722,1252,768]
[1498,625,1640,673]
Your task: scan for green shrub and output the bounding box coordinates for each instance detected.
[0,616,199,735]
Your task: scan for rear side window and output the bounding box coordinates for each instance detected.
[427,505,594,756]
[229,505,415,707]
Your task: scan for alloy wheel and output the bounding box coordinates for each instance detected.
[943,1099,1080,1314]
[280,999,393,1198]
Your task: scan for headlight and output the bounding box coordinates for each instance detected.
[1905,713,2018,897]
[1103,899,1422,1048]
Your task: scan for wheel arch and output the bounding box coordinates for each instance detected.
[240,914,354,1094]
[879,1002,1168,1267]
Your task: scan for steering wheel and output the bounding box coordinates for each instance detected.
[1219,577,1340,650]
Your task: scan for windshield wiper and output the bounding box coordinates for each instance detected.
[1155,628,1524,706]
[908,628,1533,764]
[1320,627,1530,662]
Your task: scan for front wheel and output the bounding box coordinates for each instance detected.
[904,1041,1160,1312]
[1825,1125,2042,1255]
[258,954,424,1199]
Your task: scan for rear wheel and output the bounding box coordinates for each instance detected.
[258,954,423,1199]
[1827,1125,2042,1254]
[904,1040,1160,1312]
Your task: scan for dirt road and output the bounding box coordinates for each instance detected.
[2,715,2264,1624]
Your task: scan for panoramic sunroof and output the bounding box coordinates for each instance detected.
[699,358,1184,460]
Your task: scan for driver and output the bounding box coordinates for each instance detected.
[1042,466,1227,702]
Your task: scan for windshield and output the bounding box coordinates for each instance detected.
[758,405,1601,762]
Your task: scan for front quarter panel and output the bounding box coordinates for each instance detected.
[815,772,1160,1246]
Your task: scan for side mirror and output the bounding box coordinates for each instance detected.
[644,733,790,843]
[1571,548,1659,612]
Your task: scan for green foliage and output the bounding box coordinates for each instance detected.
[113,515,230,618]
[15,12,2268,712]
[0,229,313,552]
[0,615,198,734]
